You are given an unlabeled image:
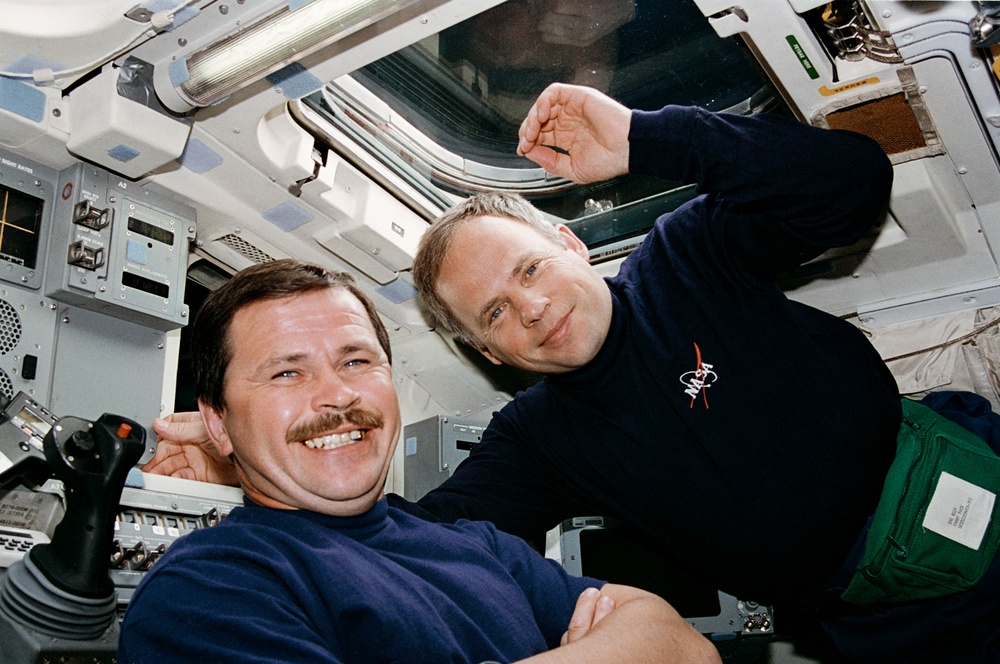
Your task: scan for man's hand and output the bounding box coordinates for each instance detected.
[517,83,631,184]
[561,587,616,645]
[519,583,721,663]
[142,412,239,486]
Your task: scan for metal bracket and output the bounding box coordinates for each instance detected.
[971,1,1000,48]
[124,5,153,23]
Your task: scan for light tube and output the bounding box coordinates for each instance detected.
[173,0,419,108]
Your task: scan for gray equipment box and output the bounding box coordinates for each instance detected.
[402,415,486,502]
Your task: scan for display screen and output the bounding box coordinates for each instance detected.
[0,183,43,269]
[128,216,174,246]
[122,271,170,298]
[14,405,53,438]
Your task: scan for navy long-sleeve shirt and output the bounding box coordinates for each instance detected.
[119,496,600,663]
[418,105,901,604]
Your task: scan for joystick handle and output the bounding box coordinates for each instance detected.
[28,414,145,599]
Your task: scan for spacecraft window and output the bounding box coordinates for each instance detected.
[302,0,778,251]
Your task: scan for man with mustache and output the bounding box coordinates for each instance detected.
[118,259,718,664]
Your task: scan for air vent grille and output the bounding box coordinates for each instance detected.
[218,235,275,265]
[0,299,22,355]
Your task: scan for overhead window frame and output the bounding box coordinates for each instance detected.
[289,0,782,259]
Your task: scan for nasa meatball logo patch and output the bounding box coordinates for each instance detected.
[680,342,717,409]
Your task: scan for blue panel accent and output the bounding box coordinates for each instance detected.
[3,55,64,76]
[0,77,46,123]
[108,144,141,162]
[261,201,313,232]
[405,436,418,456]
[127,238,149,265]
[169,5,199,28]
[288,0,314,10]
[178,137,224,174]
[376,278,418,304]
[125,467,146,488]
[168,58,190,86]
[265,62,323,100]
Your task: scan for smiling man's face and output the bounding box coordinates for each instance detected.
[436,215,613,374]
[200,287,399,516]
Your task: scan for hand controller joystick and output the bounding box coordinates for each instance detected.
[0,413,144,647]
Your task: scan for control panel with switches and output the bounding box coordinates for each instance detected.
[0,392,243,620]
[110,475,243,615]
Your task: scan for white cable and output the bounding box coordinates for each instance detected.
[31,67,55,84]
[0,0,203,83]
[151,11,176,30]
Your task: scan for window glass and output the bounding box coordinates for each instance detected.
[304,0,777,252]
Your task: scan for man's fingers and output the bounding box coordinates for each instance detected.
[153,411,209,445]
[141,448,188,476]
[561,586,619,646]
[564,587,601,644]
[593,594,615,626]
[517,86,564,155]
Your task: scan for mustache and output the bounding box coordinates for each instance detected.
[286,408,384,443]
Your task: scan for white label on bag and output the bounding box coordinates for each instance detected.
[922,472,996,550]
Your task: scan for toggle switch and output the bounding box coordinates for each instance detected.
[72,200,112,230]
[67,240,104,270]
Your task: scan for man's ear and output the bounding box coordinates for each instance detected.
[474,343,503,366]
[555,224,590,261]
[198,400,234,457]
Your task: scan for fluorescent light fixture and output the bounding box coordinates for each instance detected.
[165,0,420,110]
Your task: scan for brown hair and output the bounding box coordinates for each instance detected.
[192,259,391,412]
[412,191,563,345]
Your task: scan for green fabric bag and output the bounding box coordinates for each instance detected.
[842,399,1000,604]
